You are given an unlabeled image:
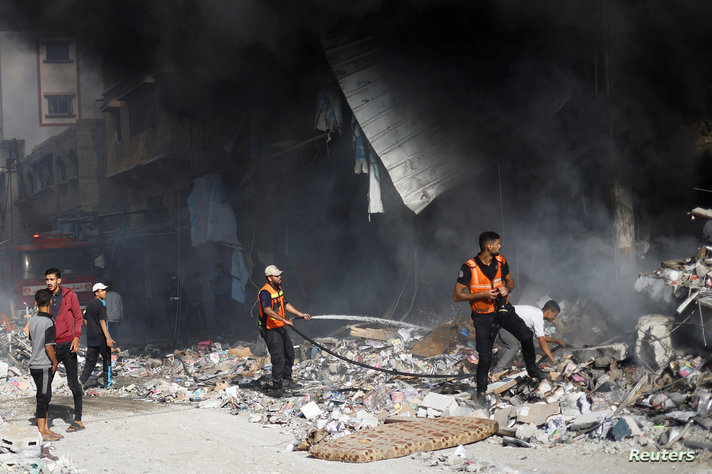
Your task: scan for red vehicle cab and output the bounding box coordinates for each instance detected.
[3,233,95,319]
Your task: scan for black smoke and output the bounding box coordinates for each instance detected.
[3,0,712,333]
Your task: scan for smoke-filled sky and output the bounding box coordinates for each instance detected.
[3,0,712,330]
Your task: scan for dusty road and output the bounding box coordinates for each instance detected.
[2,395,710,473]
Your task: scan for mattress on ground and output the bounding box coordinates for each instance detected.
[309,416,498,463]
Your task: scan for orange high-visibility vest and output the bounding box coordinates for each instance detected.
[258,283,286,329]
[465,255,508,314]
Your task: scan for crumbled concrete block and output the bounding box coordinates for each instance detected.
[571,344,629,364]
[514,423,537,441]
[452,405,476,417]
[635,314,674,370]
[355,410,379,429]
[0,361,8,378]
[534,429,550,444]
[570,411,611,431]
[420,392,457,414]
[612,416,642,441]
[426,407,442,418]
[0,424,42,453]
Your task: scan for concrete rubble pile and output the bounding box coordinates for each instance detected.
[1,311,711,469]
[0,421,76,474]
[634,206,712,351]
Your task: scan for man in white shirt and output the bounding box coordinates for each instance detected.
[492,300,565,372]
[104,281,124,344]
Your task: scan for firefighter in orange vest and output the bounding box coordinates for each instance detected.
[258,265,311,396]
[453,231,548,407]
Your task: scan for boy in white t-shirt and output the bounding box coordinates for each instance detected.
[492,300,565,372]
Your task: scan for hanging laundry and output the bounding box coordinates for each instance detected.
[230,249,250,305]
[368,154,384,218]
[314,86,343,133]
[188,172,242,248]
[352,117,369,174]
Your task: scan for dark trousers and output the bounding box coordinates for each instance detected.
[260,326,295,386]
[30,367,53,418]
[80,344,110,386]
[471,309,536,393]
[107,321,120,344]
[55,341,82,421]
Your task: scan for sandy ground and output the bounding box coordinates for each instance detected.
[2,395,711,473]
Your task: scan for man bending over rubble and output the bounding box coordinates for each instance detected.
[453,231,549,407]
[492,300,565,373]
[258,265,311,397]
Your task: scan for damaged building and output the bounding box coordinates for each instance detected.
[0,1,711,472]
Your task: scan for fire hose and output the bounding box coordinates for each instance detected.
[287,323,475,380]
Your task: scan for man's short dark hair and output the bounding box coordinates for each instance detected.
[35,289,52,307]
[543,300,561,313]
[45,267,61,278]
[479,231,501,251]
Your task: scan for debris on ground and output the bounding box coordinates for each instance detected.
[1,302,711,469]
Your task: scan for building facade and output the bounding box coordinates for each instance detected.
[0,31,103,154]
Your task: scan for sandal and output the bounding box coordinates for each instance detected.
[66,421,85,432]
[42,432,61,441]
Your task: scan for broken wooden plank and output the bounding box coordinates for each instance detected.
[486,378,518,394]
[349,326,399,340]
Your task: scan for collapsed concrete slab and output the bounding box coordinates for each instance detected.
[569,410,613,431]
[571,343,629,366]
[420,392,458,414]
[635,314,674,370]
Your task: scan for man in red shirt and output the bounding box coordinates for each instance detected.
[45,267,85,432]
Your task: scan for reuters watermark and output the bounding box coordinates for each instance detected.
[628,449,697,462]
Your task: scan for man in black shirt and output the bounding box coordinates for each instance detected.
[80,283,115,389]
[454,231,548,407]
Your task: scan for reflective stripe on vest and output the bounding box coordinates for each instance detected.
[466,255,507,314]
[257,283,286,329]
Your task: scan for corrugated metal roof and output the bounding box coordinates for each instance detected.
[322,31,473,214]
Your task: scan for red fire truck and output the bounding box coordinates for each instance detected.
[1,233,96,320]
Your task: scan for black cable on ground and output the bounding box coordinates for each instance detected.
[288,324,474,380]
